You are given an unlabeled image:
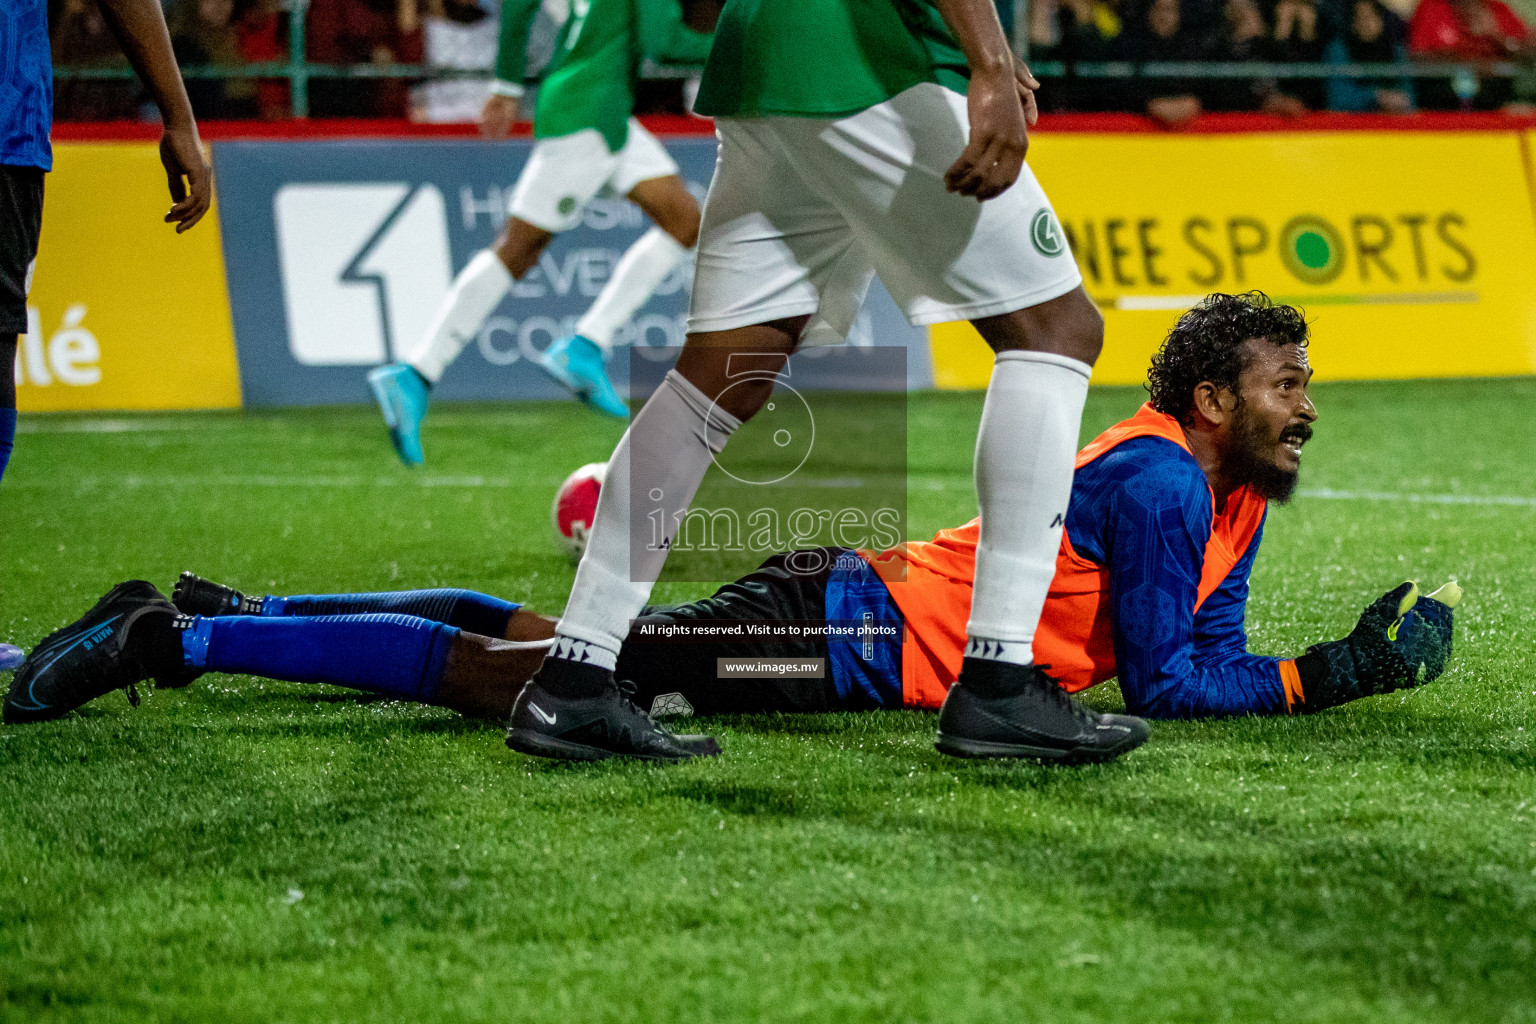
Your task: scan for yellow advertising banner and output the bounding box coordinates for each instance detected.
[932,131,1536,387]
[17,143,241,412]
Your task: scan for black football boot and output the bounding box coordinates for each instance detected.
[4,581,182,724]
[171,571,263,617]
[935,659,1150,764]
[507,660,720,763]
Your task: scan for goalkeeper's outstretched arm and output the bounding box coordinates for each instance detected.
[1103,478,1460,718]
[1114,553,1461,719]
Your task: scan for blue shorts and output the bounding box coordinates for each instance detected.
[823,551,904,709]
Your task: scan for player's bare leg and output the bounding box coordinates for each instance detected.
[491,216,557,276]
[540,174,701,419]
[627,175,700,248]
[433,611,557,718]
[934,285,1149,763]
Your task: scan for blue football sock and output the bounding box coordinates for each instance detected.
[260,588,518,638]
[0,406,16,487]
[181,613,458,703]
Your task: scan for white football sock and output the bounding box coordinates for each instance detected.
[965,350,1093,667]
[405,249,513,384]
[553,369,741,665]
[575,227,689,351]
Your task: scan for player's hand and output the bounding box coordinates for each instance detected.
[945,61,1033,202]
[1397,581,1459,681]
[1013,56,1040,125]
[1366,580,1458,686]
[1294,580,1461,712]
[159,123,211,233]
[480,93,520,139]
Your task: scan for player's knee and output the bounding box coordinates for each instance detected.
[656,199,701,249]
[491,236,533,277]
[676,322,801,422]
[1061,303,1105,366]
[721,376,777,422]
[667,215,699,250]
[631,176,701,248]
[1033,290,1105,366]
[493,219,554,277]
[980,291,1104,366]
[682,366,775,422]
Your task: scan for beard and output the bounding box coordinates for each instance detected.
[1227,405,1310,503]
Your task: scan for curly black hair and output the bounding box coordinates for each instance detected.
[1146,292,1309,424]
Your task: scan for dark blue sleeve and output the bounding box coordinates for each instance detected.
[1089,443,1287,718]
[1190,516,1262,662]
[1184,517,1289,715]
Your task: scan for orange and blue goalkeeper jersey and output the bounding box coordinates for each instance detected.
[858,404,1303,719]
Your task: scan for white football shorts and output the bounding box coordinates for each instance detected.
[688,82,1082,343]
[508,118,680,233]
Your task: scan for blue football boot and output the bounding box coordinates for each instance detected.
[367,363,430,466]
[538,335,629,419]
[4,581,179,724]
[0,644,25,672]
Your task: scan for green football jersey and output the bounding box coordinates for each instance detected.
[693,0,970,119]
[496,0,713,151]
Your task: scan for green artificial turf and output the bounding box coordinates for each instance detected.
[1,380,1533,1024]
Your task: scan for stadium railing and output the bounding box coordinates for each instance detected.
[49,0,1528,118]
[52,60,1528,120]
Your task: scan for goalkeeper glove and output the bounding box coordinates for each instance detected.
[1291,580,1460,713]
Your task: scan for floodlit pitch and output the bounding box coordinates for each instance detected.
[0,381,1531,1021]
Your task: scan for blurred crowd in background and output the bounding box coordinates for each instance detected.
[47,0,1536,123]
[1031,0,1536,120]
[52,0,507,120]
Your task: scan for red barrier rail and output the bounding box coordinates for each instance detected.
[1031,111,1536,132]
[50,114,715,141]
[49,110,1536,143]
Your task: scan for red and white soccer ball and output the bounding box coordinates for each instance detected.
[552,462,606,560]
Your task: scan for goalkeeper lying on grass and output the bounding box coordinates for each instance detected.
[5,293,1459,738]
